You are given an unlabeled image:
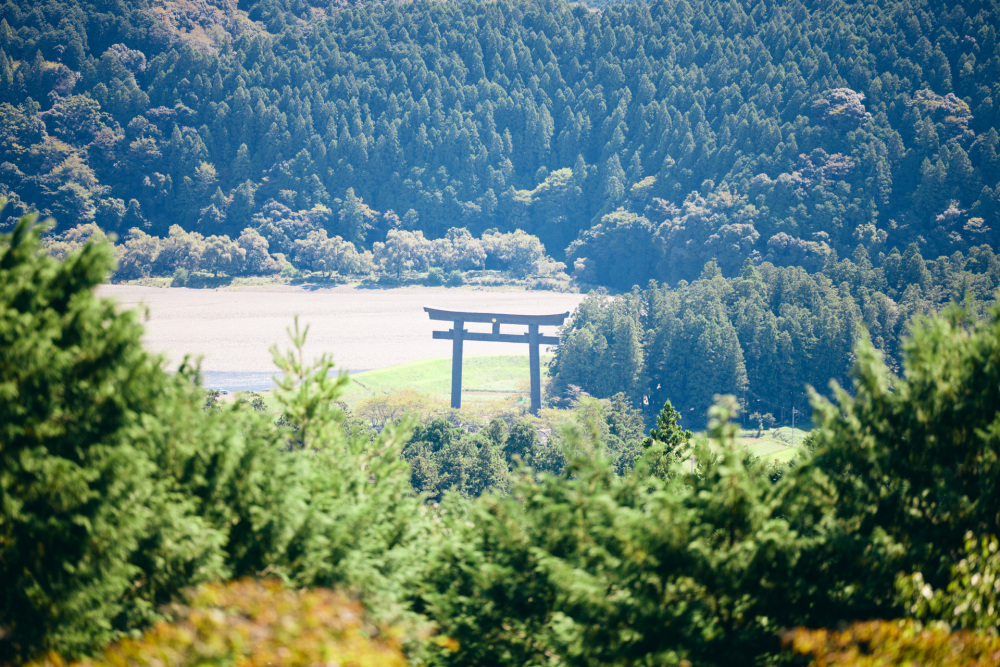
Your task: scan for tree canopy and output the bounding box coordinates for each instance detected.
[0,0,996,288]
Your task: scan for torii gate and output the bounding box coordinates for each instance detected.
[425,307,569,415]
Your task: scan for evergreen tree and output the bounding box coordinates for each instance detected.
[0,209,226,660]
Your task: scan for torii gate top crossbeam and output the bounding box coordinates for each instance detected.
[424,308,569,326]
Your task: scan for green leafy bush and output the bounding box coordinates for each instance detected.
[779,304,1000,626]
[420,400,800,665]
[424,266,445,286]
[268,318,433,609]
[898,533,1000,632]
[170,266,189,286]
[0,211,228,660]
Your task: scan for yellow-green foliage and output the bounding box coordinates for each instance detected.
[784,620,1000,666]
[29,579,408,667]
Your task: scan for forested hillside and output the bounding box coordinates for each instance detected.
[551,244,1000,424]
[1,0,998,287]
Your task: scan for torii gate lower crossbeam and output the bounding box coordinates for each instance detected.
[425,308,568,415]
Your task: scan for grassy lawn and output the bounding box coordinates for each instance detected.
[339,354,551,405]
[738,426,810,463]
[226,354,548,417]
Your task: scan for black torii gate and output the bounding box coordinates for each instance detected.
[425,307,569,415]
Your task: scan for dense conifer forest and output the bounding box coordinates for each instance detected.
[2,0,999,420]
[1,0,998,279]
[3,0,1000,661]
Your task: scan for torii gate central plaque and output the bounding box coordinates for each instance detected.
[425,307,569,415]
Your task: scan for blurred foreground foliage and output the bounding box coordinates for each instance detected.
[785,620,1000,666]
[26,579,409,667]
[0,203,431,663]
[4,200,1000,666]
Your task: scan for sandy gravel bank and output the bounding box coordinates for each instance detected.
[98,284,585,373]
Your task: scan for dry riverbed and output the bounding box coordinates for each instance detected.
[99,284,585,378]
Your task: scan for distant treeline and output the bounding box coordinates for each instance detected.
[44,218,567,284]
[1,0,998,290]
[552,242,1000,424]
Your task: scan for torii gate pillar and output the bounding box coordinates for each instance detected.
[425,308,568,415]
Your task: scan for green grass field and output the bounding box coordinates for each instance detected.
[738,426,809,463]
[340,354,551,404]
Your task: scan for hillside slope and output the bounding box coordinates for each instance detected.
[1,0,997,287]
